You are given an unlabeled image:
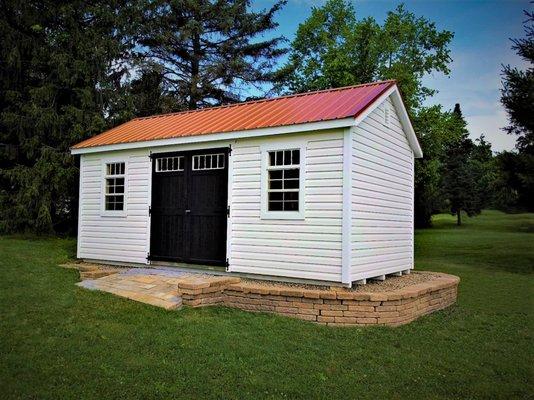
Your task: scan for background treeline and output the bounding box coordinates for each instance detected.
[0,0,532,234]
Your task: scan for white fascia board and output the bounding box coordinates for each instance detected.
[389,89,423,158]
[70,117,355,155]
[353,85,423,158]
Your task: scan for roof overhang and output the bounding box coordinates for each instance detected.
[70,117,356,155]
[71,85,422,158]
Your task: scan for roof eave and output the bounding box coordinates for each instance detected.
[70,117,356,155]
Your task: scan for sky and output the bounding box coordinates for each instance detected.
[252,0,531,152]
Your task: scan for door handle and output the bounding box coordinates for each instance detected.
[185,209,191,213]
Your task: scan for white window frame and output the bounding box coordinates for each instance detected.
[192,153,225,171]
[260,141,306,220]
[100,158,128,217]
[155,156,184,172]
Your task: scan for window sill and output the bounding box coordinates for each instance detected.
[260,211,304,220]
[100,212,127,218]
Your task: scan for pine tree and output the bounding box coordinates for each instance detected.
[0,0,137,233]
[138,0,287,110]
[501,10,534,154]
[441,104,480,226]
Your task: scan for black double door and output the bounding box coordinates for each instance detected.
[149,148,228,266]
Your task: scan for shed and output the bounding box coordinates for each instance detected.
[71,80,423,286]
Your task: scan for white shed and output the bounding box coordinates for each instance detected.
[71,80,422,287]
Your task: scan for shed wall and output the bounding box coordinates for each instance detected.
[78,149,151,264]
[228,130,344,282]
[350,97,415,280]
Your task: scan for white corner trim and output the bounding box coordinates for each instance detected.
[76,156,84,259]
[226,142,235,271]
[341,127,353,286]
[146,153,153,265]
[71,118,355,155]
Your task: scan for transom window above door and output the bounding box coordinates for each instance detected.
[104,162,125,211]
[267,149,300,212]
[155,156,184,172]
[192,153,225,170]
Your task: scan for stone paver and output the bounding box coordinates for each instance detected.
[71,263,459,326]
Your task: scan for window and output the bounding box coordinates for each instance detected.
[267,149,300,211]
[156,156,184,172]
[192,153,225,170]
[104,162,125,211]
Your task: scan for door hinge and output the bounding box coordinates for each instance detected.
[147,252,151,262]
[228,145,232,156]
[148,205,152,216]
[226,206,230,217]
[225,258,229,271]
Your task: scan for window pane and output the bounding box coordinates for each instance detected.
[284,150,292,165]
[276,151,283,166]
[284,191,299,202]
[269,151,275,166]
[285,201,299,211]
[284,169,299,179]
[269,170,282,180]
[268,201,283,211]
[292,150,300,165]
[284,179,299,189]
[269,192,283,201]
[269,179,282,189]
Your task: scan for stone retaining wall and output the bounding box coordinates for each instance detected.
[177,272,459,326]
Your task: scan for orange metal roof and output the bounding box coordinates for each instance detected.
[72,80,395,149]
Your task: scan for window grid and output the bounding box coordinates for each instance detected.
[105,162,125,211]
[155,156,184,172]
[192,153,225,171]
[267,149,300,212]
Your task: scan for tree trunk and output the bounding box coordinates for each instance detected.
[456,209,461,226]
[189,34,201,110]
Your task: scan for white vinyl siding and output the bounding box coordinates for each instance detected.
[350,97,414,280]
[229,130,344,282]
[78,149,151,264]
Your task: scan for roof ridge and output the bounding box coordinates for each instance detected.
[135,80,396,121]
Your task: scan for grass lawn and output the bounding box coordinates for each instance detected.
[0,210,532,399]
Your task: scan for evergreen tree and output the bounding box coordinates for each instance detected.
[412,106,464,227]
[499,9,534,211]
[501,10,534,154]
[0,0,138,233]
[441,104,480,226]
[138,0,287,110]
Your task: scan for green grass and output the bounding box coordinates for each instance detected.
[0,210,532,399]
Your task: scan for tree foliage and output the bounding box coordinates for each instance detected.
[440,105,481,225]
[0,0,286,234]
[0,0,138,233]
[276,0,453,111]
[138,0,287,110]
[498,9,534,212]
[501,10,534,154]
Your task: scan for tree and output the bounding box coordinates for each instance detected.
[0,0,137,233]
[412,106,463,227]
[277,0,453,111]
[138,0,287,110]
[501,10,534,154]
[499,9,534,212]
[441,104,481,226]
